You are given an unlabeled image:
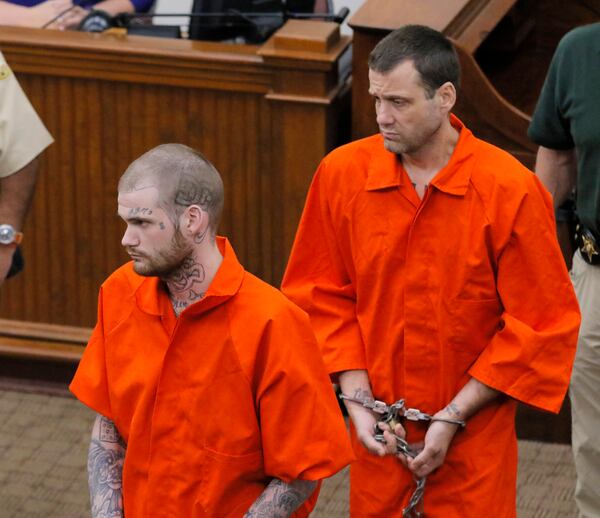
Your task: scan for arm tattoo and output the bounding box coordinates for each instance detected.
[99,417,122,443]
[353,388,373,400]
[445,403,462,418]
[244,479,317,518]
[88,416,126,518]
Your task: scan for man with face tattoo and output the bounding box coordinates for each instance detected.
[70,143,354,518]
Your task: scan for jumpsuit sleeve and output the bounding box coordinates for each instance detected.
[282,161,367,377]
[69,287,114,420]
[469,175,580,413]
[254,304,355,482]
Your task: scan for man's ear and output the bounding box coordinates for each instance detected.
[183,205,209,238]
[437,81,456,113]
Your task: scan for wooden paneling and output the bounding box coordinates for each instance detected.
[0,24,351,331]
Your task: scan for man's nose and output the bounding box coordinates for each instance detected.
[121,226,139,248]
[376,102,394,126]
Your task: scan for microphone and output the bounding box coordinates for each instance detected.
[78,10,114,32]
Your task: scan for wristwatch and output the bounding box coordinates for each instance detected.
[0,224,23,246]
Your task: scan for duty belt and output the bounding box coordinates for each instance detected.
[575,224,600,265]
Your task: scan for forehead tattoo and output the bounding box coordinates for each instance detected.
[127,207,153,217]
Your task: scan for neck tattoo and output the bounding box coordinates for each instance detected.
[166,257,207,315]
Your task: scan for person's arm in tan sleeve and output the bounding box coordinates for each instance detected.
[0,158,37,285]
[534,146,577,209]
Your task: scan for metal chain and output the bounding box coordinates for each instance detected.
[340,394,429,516]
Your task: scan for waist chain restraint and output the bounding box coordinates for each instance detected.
[340,394,465,517]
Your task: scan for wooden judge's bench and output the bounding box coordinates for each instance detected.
[0,20,351,363]
[1,0,595,441]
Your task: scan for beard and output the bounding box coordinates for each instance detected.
[381,116,443,156]
[130,230,193,278]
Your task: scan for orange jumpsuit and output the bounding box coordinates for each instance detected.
[282,116,580,517]
[70,237,354,518]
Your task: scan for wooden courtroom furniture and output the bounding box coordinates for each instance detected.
[0,22,351,362]
[346,0,599,443]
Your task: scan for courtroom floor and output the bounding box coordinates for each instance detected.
[0,382,577,517]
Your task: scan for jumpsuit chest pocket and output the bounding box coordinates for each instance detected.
[445,298,503,357]
[190,370,262,457]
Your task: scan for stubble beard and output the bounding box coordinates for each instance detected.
[381,116,443,156]
[132,230,193,278]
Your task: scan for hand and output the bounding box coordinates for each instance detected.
[41,2,88,30]
[0,246,14,288]
[27,0,87,30]
[51,6,88,30]
[349,407,390,457]
[375,420,410,459]
[406,420,460,478]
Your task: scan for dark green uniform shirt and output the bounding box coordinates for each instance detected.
[528,22,600,235]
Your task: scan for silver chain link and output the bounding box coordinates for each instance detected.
[340,394,429,516]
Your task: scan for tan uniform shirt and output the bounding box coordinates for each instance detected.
[0,50,53,178]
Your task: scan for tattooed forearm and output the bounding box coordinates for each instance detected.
[88,415,125,518]
[244,479,317,518]
[353,387,374,400]
[445,403,462,418]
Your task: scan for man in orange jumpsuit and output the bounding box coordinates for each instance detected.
[282,25,580,517]
[70,143,354,518]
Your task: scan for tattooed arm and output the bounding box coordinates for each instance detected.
[88,414,126,518]
[407,378,499,478]
[338,369,388,456]
[244,478,317,518]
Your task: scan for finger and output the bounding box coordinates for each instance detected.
[409,441,424,456]
[381,430,399,455]
[375,422,399,454]
[393,423,407,439]
[358,433,387,457]
[407,449,438,478]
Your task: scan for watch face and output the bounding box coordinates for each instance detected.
[0,224,15,245]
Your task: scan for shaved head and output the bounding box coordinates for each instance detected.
[119,144,224,235]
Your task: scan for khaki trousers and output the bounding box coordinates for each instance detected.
[571,250,600,518]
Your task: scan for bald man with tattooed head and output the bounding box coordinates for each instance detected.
[70,144,353,518]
